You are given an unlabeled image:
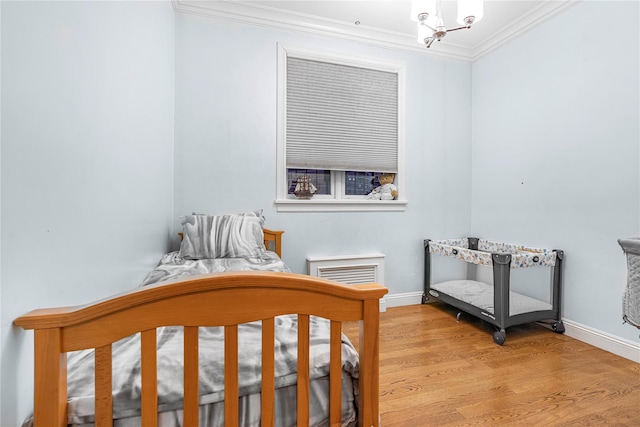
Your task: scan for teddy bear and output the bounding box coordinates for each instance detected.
[366,173,398,200]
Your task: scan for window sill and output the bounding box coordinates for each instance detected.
[275,199,408,212]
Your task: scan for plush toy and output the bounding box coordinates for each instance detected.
[366,173,398,200]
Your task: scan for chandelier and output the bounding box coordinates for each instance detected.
[411,0,484,48]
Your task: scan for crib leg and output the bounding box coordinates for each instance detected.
[493,328,506,345]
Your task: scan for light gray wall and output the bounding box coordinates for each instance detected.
[174,13,473,291]
[471,1,639,342]
[0,1,3,412]
[0,1,176,424]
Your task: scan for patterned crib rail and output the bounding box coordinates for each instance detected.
[618,237,640,329]
[429,238,557,269]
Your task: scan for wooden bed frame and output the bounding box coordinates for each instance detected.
[15,228,387,427]
[262,228,284,257]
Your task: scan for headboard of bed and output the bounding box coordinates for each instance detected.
[178,228,284,258]
[262,228,283,258]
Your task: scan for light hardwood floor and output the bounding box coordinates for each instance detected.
[342,303,640,427]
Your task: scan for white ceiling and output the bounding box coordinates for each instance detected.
[173,0,580,60]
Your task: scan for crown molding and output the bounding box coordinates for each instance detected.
[471,0,581,60]
[172,0,473,61]
[173,0,580,62]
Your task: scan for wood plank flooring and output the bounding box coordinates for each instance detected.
[342,303,640,427]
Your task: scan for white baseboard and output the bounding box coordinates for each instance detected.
[381,291,423,311]
[381,293,640,363]
[562,319,640,363]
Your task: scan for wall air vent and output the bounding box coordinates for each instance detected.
[317,265,377,284]
[307,253,386,311]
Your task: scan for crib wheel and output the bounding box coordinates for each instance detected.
[552,321,565,334]
[456,312,462,322]
[493,329,506,346]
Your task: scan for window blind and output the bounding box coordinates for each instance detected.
[286,57,398,173]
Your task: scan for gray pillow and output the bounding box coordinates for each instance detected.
[179,214,266,259]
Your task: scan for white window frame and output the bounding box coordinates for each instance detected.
[275,43,407,212]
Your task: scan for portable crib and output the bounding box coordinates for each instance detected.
[423,238,564,345]
[618,237,640,329]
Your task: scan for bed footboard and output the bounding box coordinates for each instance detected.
[15,272,387,427]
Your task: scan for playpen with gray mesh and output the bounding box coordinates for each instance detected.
[423,238,564,345]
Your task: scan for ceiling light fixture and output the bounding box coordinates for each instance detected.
[411,0,483,48]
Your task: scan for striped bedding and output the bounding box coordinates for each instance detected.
[21,251,360,427]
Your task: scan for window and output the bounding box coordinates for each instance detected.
[287,169,385,198]
[276,44,407,212]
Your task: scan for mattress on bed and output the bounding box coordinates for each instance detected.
[432,279,552,316]
[22,251,360,427]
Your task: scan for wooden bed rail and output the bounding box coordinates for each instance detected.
[15,271,388,427]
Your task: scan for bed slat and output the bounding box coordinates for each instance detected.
[141,329,158,426]
[224,325,239,426]
[297,314,310,426]
[95,344,113,427]
[184,326,199,426]
[330,321,342,427]
[261,318,276,427]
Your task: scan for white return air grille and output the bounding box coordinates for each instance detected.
[318,265,377,284]
[307,253,386,311]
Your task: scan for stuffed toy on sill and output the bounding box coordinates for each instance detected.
[366,173,398,200]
